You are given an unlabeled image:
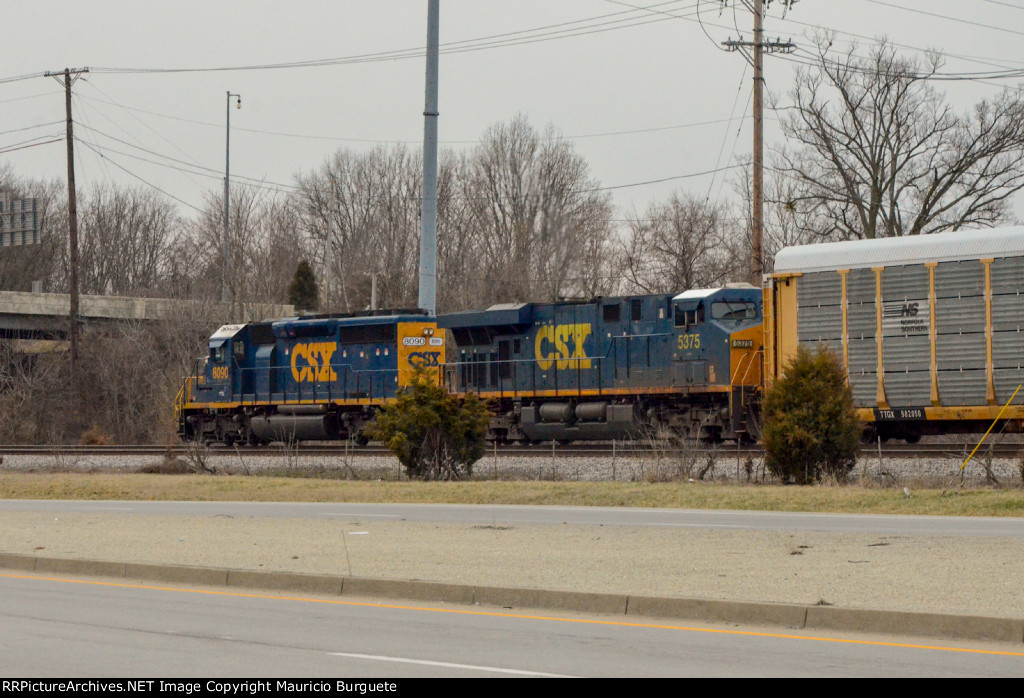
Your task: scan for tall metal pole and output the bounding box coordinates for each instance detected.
[224,91,240,305]
[418,0,439,315]
[752,3,764,285]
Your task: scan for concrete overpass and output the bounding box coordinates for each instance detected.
[0,291,295,339]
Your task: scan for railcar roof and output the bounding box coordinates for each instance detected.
[773,226,1024,274]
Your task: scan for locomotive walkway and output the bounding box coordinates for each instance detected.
[1,501,1022,648]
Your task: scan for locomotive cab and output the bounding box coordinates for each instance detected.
[671,286,764,440]
[200,324,246,401]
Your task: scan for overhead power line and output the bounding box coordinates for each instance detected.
[76,139,204,213]
[87,2,698,76]
[75,122,297,191]
[0,138,63,155]
[859,0,1024,38]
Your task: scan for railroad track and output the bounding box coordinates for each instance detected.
[1,441,1020,459]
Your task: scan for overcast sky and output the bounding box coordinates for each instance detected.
[2,1,1022,221]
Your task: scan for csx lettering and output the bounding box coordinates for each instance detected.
[291,342,338,382]
[535,323,592,371]
[677,334,701,350]
[211,366,229,380]
[408,351,441,367]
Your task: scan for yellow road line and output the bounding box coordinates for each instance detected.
[4,573,1023,658]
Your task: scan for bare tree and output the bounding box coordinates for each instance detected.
[776,36,1024,240]
[295,146,421,312]
[78,185,179,296]
[620,192,737,293]
[460,115,617,304]
[732,156,810,273]
[186,183,308,307]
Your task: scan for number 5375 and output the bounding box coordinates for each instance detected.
[677,334,700,350]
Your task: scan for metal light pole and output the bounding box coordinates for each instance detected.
[224,91,241,304]
[418,0,439,315]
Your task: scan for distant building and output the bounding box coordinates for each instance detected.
[0,195,39,247]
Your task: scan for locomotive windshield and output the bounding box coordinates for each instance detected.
[711,300,757,321]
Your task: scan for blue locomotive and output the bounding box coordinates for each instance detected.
[437,286,764,443]
[175,310,444,445]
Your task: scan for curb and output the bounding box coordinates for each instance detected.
[2,553,1022,645]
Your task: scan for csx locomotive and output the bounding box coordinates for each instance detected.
[176,310,443,445]
[437,286,763,443]
[177,226,1024,445]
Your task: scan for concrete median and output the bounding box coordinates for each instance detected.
[1,554,1021,645]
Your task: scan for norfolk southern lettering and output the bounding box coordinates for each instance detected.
[882,300,929,335]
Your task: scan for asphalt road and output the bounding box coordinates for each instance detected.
[2,573,1021,677]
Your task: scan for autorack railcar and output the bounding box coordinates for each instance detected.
[764,226,1024,442]
[437,286,764,443]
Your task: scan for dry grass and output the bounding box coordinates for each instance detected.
[0,472,1021,516]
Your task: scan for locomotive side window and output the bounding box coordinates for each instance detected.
[232,340,245,361]
[212,345,227,364]
[631,299,643,322]
[674,302,704,327]
[711,300,757,321]
[603,303,621,322]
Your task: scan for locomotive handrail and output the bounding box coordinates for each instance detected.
[730,351,753,386]
[741,348,764,387]
[445,354,610,397]
[227,363,399,404]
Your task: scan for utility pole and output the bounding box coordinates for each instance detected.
[418,0,439,315]
[224,91,241,305]
[45,67,88,398]
[720,1,795,285]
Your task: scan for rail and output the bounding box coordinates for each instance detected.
[2,441,1020,459]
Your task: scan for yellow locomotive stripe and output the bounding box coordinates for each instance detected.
[184,398,388,410]
[450,385,734,400]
